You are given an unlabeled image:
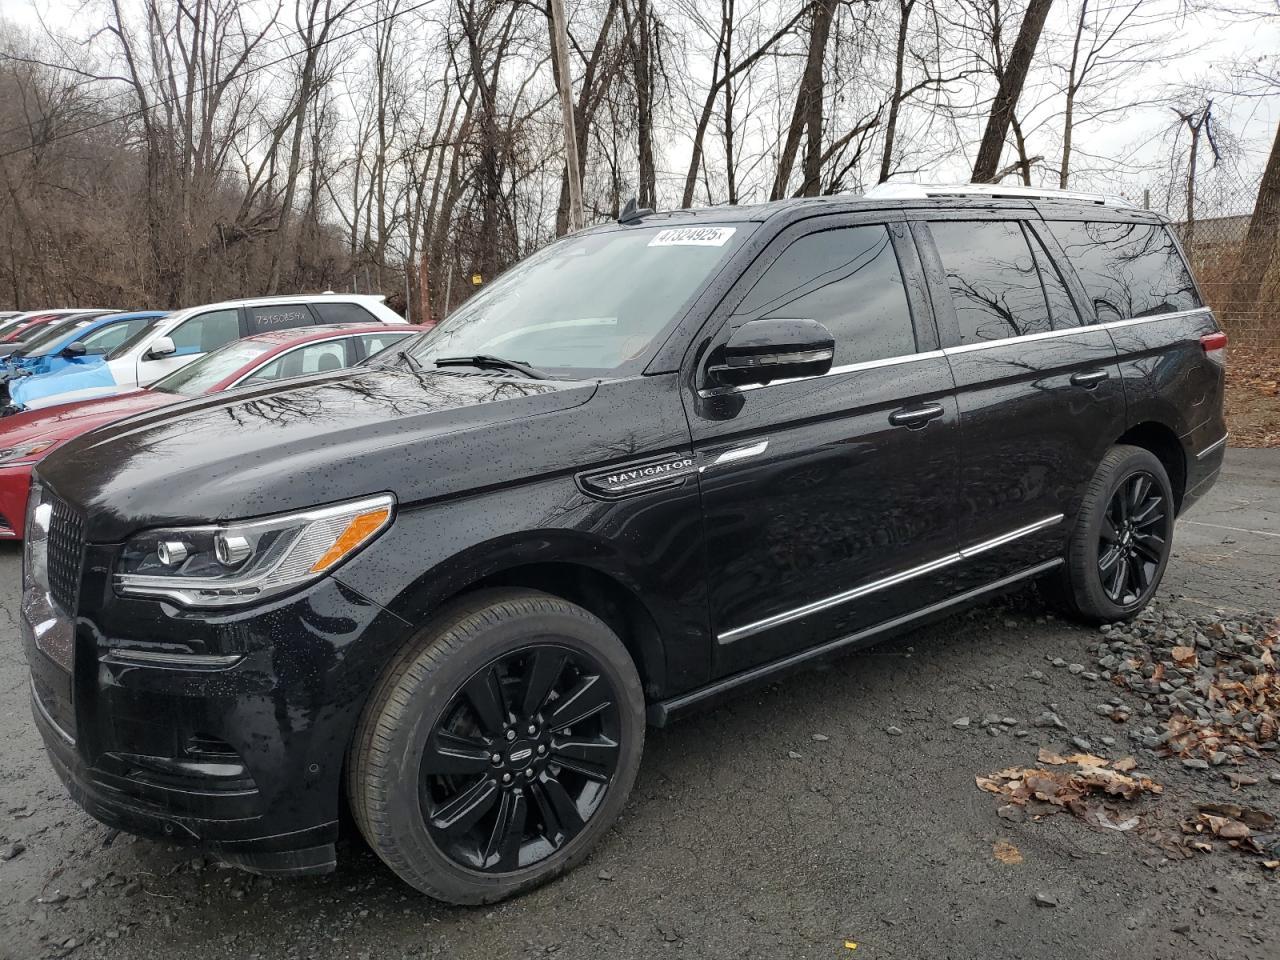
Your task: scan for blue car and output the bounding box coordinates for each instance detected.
[3,311,166,406]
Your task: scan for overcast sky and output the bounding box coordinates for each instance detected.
[5,0,1278,216]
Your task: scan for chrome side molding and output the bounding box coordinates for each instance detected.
[652,557,1066,725]
[718,514,1064,643]
[959,515,1064,559]
[103,649,244,669]
[703,440,769,470]
[1196,434,1228,461]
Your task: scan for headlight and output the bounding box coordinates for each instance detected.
[0,437,60,464]
[114,494,395,608]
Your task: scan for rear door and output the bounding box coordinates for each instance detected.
[1039,216,1223,470]
[686,213,961,678]
[912,211,1124,589]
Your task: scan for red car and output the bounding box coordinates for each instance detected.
[0,322,421,538]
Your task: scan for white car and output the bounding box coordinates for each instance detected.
[11,294,407,411]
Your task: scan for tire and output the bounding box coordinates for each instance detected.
[1044,444,1175,623]
[347,588,645,904]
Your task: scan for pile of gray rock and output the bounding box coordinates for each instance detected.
[1082,605,1279,773]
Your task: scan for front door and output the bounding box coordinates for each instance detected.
[685,215,961,678]
[137,308,243,385]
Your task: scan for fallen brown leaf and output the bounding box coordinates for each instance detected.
[993,839,1023,865]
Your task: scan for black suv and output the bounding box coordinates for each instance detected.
[25,184,1226,903]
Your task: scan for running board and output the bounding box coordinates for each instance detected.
[647,558,1063,726]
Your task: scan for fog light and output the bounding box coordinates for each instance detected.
[156,541,189,566]
[214,533,252,566]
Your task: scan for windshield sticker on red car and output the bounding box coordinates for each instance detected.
[647,227,736,247]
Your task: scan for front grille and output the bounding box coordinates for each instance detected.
[47,494,85,613]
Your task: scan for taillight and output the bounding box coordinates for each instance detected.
[1200,331,1227,366]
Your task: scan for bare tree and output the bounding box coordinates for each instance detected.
[679,0,809,208]
[971,0,1055,184]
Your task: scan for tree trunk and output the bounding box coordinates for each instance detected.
[721,0,737,204]
[771,0,833,200]
[971,0,1055,183]
[1232,121,1280,314]
[621,0,657,209]
[1058,0,1087,188]
[878,0,913,184]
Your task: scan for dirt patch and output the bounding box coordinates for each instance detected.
[1226,345,1280,448]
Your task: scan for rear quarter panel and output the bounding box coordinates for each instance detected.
[1107,308,1227,505]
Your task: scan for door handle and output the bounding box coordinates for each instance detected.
[888,403,945,428]
[1070,369,1110,388]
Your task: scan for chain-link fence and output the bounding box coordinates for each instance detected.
[1114,176,1278,350]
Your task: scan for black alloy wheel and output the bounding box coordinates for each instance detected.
[349,589,644,904]
[420,645,621,873]
[1043,444,1176,624]
[1096,470,1170,606]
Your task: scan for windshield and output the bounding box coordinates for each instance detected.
[405,223,749,376]
[151,339,274,396]
[19,317,94,355]
[0,315,34,339]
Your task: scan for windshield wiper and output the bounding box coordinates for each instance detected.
[391,348,423,373]
[434,354,547,380]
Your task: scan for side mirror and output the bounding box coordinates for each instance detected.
[712,318,834,387]
[144,335,176,360]
[61,341,86,358]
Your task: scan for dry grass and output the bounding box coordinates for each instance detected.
[1226,344,1280,448]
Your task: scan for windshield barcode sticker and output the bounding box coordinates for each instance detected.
[648,227,736,247]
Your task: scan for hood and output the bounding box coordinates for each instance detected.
[9,357,114,409]
[38,367,596,541]
[0,390,172,448]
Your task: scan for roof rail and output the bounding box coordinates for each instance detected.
[861,181,1131,208]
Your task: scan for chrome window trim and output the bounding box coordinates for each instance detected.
[717,513,1064,644]
[702,307,1214,396]
[1099,307,1212,331]
[943,325,1095,354]
[942,308,1213,356]
[1196,434,1228,461]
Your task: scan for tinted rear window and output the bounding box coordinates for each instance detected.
[249,304,315,332]
[313,301,377,325]
[1044,221,1200,322]
[928,220,1050,344]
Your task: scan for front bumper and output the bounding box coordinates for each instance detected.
[26,547,414,876]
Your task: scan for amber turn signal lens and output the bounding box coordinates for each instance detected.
[309,507,392,573]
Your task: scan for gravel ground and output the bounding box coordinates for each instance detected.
[1,448,1277,960]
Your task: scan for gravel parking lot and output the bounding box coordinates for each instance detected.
[2,449,1277,960]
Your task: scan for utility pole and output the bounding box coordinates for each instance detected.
[550,0,584,232]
